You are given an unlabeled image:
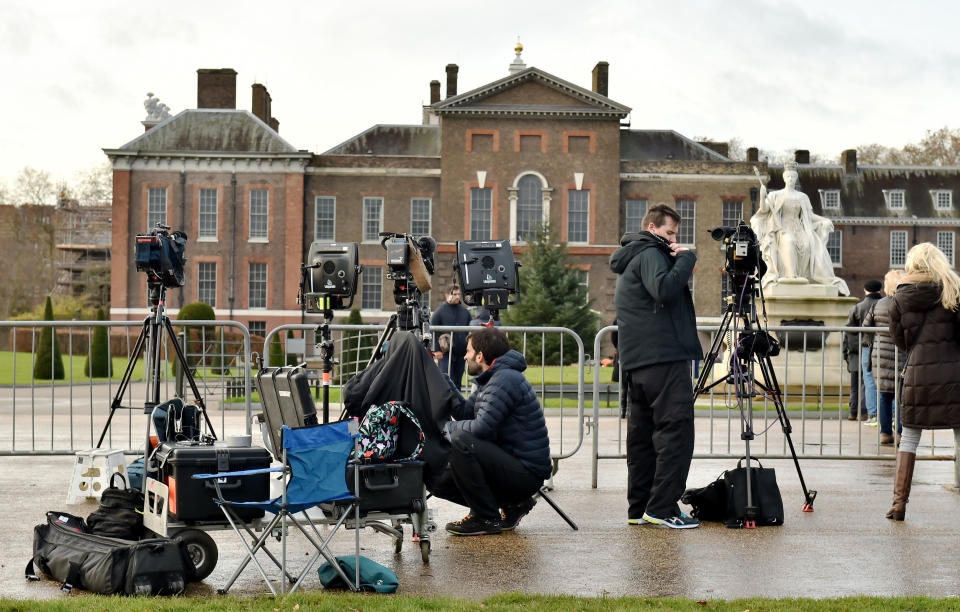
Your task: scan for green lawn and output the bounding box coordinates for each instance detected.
[0,350,147,386]
[1,593,957,611]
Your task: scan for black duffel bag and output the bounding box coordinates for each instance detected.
[27,511,195,595]
[87,473,144,540]
[680,471,728,522]
[723,458,784,528]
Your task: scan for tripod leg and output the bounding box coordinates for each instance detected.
[96,319,150,448]
[163,317,218,437]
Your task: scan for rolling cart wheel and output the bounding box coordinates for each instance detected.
[420,539,431,564]
[178,529,218,581]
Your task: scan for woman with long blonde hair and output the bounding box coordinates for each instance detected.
[863,268,907,445]
[886,243,960,520]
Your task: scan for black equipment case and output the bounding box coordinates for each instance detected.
[349,462,426,514]
[256,366,318,455]
[155,443,271,522]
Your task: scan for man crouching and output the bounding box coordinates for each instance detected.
[440,327,552,536]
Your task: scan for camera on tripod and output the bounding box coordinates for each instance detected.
[381,232,436,303]
[134,224,187,289]
[453,240,520,312]
[299,241,362,312]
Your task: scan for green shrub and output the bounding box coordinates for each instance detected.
[173,302,216,376]
[285,330,299,366]
[268,332,285,367]
[33,296,65,380]
[84,307,111,377]
[338,308,374,382]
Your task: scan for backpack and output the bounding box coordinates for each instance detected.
[86,473,144,541]
[355,401,424,463]
[317,555,399,593]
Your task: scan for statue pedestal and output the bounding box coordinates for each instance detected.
[709,282,857,401]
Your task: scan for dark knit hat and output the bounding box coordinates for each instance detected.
[864,279,883,293]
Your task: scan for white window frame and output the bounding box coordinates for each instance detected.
[515,174,544,243]
[410,197,432,237]
[625,198,648,234]
[567,189,590,244]
[361,265,382,310]
[314,196,336,241]
[931,189,953,211]
[197,261,217,307]
[884,189,906,211]
[826,229,842,267]
[819,189,841,210]
[470,188,492,240]
[675,198,696,247]
[937,231,956,267]
[248,262,268,309]
[362,197,383,243]
[248,320,266,339]
[721,200,743,227]
[147,187,167,230]
[197,188,218,240]
[249,189,269,241]
[890,230,908,267]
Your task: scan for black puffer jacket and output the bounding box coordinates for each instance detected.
[889,282,960,429]
[444,350,552,479]
[609,232,701,370]
[864,296,898,393]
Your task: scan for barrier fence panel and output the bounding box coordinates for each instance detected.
[0,319,252,455]
[592,323,960,489]
[264,323,586,468]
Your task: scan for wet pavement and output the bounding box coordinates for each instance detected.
[3,411,959,600]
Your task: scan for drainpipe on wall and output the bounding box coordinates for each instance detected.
[179,171,186,308]
[229,173,237,319]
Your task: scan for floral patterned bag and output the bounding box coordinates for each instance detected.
[355,401,424,463]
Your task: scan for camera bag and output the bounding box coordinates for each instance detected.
[680,471,728,522]
[723,458,784,528]
[86,473,144,540]
[27,511,195,595]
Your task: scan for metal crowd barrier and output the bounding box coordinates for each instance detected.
[0,319,252,455]
[591,324,960,488]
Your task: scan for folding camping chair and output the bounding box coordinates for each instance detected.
[192,421,361,595]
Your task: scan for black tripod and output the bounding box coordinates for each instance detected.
[96,281,215,488]
[694,278,816,526]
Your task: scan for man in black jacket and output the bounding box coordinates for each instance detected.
[431,285,472,388]
[610,203,702,529]
[847,279,883,422]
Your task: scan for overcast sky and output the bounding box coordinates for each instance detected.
[2,0,958,190]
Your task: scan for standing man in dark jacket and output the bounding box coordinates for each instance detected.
[609,203,702,529]
[842,304,861,420]
[431,285,472,388]
[851,280,883,423]
[440,327,552,536]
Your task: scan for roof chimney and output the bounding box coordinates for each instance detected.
[445,64,458,99]
[747,147,759,162]
[197,68,237,109]
[430,80,441,104]
[592,61,609,97]
[841,149,857,175]
[252,84,269,122]
[795,149,810,164]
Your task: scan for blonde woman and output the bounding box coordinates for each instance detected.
[887,243,960,520]
[863,269,907,445]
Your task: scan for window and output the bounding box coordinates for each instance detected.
[315,196,335,241]
[362,197,383,242]
[931,190,953,210]
[248,321,266,339]
[197,262,217,307]
[675,198,696,245]
[198,188,217,239]
[411,198,431,237]
[567,189,589,243]
[820,190,841,210]
[361,265,382,310]
[625,199,648,234]
[516,175,543,242]
[573,269,590,305]
[937,231,955,266]
[721,273,732,310]
[249,262,267,309]
[884,189,906,211]
[826,230,842,266]
[890,230,908,267]
[721,200,743,227]
[147,187,167,229]
[249,189,268,240]
[470,188,492,240]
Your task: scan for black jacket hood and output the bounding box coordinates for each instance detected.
[610,232,670,274]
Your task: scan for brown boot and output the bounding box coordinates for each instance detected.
[885,451,916,520]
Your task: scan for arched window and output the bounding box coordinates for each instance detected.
[516,174,543,241]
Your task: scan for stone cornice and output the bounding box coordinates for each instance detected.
[829,216,960,227]
[620,172,759,182]
[306,167,441,177]
[103,150,311,173]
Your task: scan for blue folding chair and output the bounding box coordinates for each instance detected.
[193,420,361,595]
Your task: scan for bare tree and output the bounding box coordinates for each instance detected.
[0,179,9,205]
[14,167,56,206]
[73,162,112,206]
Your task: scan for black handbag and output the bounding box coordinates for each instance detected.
[723,458,784,528]
[681,471,727,522]
[86,473,144,540]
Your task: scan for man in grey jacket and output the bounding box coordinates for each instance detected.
[610,203,702,529]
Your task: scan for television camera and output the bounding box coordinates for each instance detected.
[453,240,520,321]
[709,221,766,314]
[134,224,188,295]
[380,232,436,330]
[298,241,362,312]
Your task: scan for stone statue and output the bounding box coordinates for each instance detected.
[751,162,849,295]
[143,92,171,122]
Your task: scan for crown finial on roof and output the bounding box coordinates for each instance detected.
[509,39,526,75]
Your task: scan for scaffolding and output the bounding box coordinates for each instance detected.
[54,205,111,304]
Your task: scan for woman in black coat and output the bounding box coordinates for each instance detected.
[886,243,960,520]
[864,269,906,445]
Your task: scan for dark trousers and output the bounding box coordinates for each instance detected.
[439,353,466,389]
[626,361,695,519]
[848,369,860,417]
[436,430,543,521]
